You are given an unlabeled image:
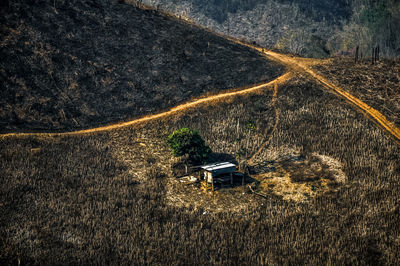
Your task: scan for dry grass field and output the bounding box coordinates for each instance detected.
[1,75,399,264]
[2,1,400,265]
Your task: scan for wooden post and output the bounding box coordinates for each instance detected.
[211,176,214,193]
[355,45,359,63]
[236,119,240,140]
[377,45,380,62]
[372,48,375,64]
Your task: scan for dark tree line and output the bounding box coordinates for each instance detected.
[341,0,400,58]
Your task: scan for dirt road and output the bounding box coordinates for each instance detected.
[232,40,400,163]
[0,72,292,138]
[2,31,399,144]
[228,38,400,144]
[262,50,400,143]
[247,82,280,165]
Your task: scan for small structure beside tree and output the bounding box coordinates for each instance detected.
[200,162,241,191]
[168,127,244,191]
[201,162,236,183]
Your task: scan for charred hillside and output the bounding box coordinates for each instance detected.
[141,0,351,58]
[0,0,283,132]
[142,0,400,58]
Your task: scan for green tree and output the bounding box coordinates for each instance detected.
[167,128,211,163]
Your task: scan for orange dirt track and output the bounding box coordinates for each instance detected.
[2,33,400,145]
[262,50,400,144]
[0,72,292,139]
[234,40,400,144]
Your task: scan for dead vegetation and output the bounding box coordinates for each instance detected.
[313,57,400,128]
[1,75,400,264]
[0,0,283,132]
[1,1,400,265]
[252,152,345,203]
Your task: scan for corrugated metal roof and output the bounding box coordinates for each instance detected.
[200,162,236,172]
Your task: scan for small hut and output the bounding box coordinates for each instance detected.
[200,162,236,189]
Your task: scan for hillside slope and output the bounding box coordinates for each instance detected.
[0,0,283,132]
[141,0,351,57]
[142,0,400,58]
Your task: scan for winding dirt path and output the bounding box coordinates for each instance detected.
[235,40,400,163]
[0,72,292,139]
[263,50,400,143]
[2,31,399,145]
[247,82,280,165]
[233,40,400,144]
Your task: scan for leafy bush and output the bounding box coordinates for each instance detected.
[167,128,211,163]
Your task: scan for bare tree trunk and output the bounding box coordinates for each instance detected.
[236,119,240,140]
[355,45,359,63]
[377,45,380,61]
[372,47,375,64]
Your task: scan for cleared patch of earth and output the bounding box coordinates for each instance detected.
[165,177,260,214]
[164,150,346,211]
[251,150,346,203]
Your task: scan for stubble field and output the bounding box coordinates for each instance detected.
[1,75,399,264]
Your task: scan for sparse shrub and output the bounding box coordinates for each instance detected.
[245,120,256,131]
[167,128,211,163]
